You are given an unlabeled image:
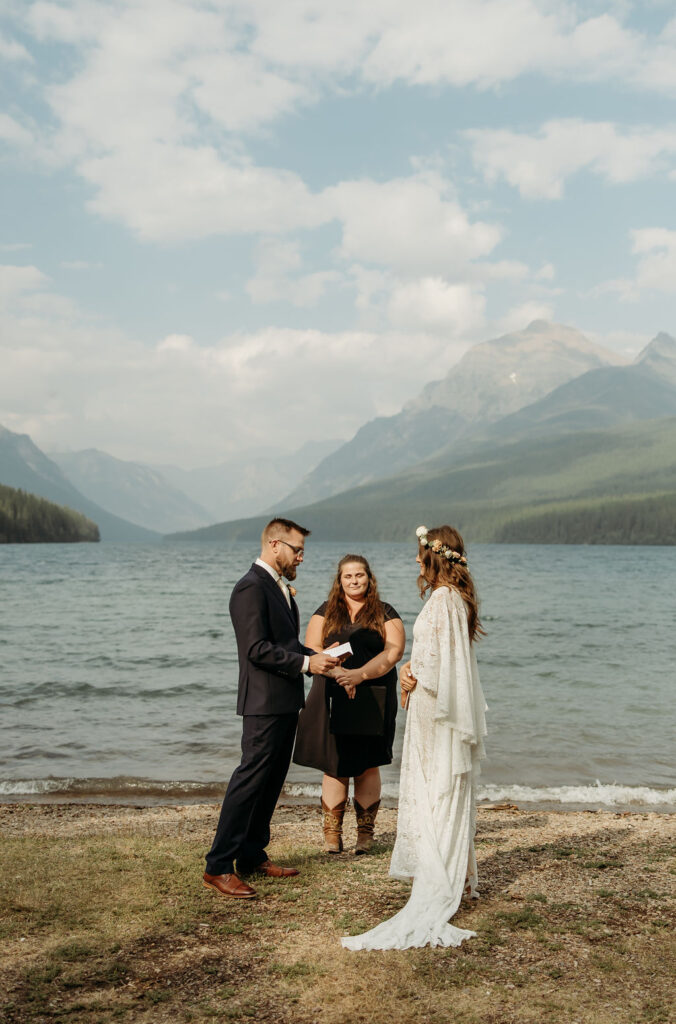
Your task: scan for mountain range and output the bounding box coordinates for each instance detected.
[170,325,676,545]
[279,320,625,508]
[4,320,675,545]
[0,430,342,538]
[0,427,159,542]
[153,438,342,523]
[49,449,212,535]
[453,331,676,452]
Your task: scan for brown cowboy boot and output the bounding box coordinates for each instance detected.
[354,799,380,854]
[321,797,346,853]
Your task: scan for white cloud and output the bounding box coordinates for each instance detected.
[593,227,676,300]
[387,277,485,334]
[17,1,325,239]
[237,172,550,320]
[0,264,481,464]
[80,145,326,241]
[326,172,502,274]
[348,265,391,314]
[235,2,676,100]
[0,114,35,148]
[246,1,377,74]
[476,260,530,282]
[25,0,106,43]
[3,0,673,468]
[0,32,32,61]
[363,2,581,87]
[631,227,676,292]
[246,239,341,307]
[183,50,309,134]
[495,300,555,335]
[237,172,511,310]
[0,264,49,300]
[536,263,556,281]
[466,119,676,199]
[156,333,195,354]
[636,15,676,92]
[8,1,676,246]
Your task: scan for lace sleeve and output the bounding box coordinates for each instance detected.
[411,588,487,777]
[410,589,450,697]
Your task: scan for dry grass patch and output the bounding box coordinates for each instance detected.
[0,803,674,1023]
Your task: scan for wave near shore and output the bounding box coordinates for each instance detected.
[1,776,674,812]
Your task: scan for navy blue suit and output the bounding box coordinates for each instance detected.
[206,563,311,874]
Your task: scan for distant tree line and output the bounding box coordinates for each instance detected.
[495,492,676,545]
[0,484,100,543]
[166,491,676,547]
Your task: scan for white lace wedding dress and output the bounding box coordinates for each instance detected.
[342,586,487,951]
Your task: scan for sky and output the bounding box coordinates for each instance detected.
[2,0,676,467]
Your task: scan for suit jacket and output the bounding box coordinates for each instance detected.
[230,562,310,716]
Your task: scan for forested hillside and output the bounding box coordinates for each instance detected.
[494,492,676,545]
[0,485,100,543]
[0,425,159,542]
[169,417,676,545]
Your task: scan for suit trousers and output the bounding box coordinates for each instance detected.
[205,712,298,875]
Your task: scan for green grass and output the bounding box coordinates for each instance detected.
[1,805,674,1024]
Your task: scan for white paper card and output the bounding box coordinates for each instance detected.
[322,641,353,658]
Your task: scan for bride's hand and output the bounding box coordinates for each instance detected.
[399,661,417,693]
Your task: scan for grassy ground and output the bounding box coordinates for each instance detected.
[1,803,674,1024]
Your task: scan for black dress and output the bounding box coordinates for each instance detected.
[293,601,401,778]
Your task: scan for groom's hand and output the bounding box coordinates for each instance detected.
[325,641,349,665]
[309,652,341,675]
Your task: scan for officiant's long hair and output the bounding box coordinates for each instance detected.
[322,554,386,644]
[418,525,484,642]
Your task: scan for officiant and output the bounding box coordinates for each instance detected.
[293,555,405,854]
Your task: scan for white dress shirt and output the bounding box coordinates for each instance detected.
[255,558,310,674]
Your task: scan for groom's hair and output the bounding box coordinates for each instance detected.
[262,517,311,544]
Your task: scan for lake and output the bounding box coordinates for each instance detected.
[1,541,674,811]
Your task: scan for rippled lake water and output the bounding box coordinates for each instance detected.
[1,541,674,810]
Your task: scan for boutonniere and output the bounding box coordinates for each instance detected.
[288,586,297,598]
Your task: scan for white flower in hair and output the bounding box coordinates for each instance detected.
[414,525,468,567]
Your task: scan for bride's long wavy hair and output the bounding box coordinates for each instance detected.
[322,554,385,644]
[417,525,484,643]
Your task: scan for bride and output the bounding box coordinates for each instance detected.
[342,525,487,951]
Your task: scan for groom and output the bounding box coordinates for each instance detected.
[204,517,338,899]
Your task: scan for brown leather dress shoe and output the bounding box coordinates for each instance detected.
[203,872,257,899]
[244,859,299,878]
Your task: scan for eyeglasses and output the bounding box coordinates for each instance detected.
[273,538,305,556]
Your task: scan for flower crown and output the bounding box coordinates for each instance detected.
[416,525,467,566]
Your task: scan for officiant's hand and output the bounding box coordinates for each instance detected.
[334,666,359,700]
[334,667,361,692]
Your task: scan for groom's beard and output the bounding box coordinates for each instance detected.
[282,565,298,581]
